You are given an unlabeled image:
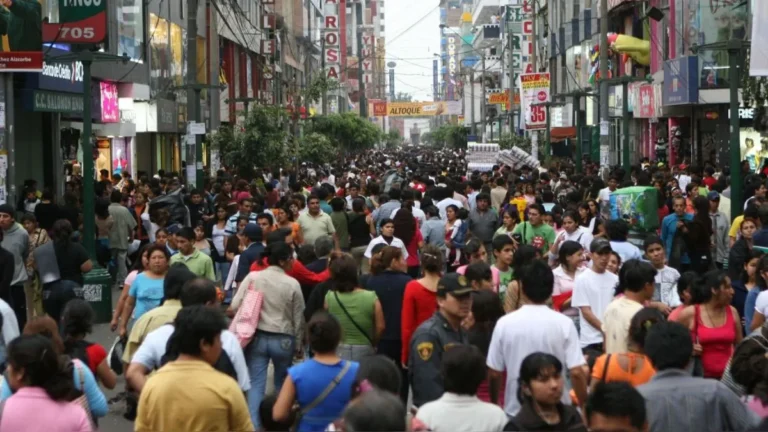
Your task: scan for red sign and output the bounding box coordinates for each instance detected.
[372,102,387,117]
[42,15,107,43]
[0,52,43,72]
[636,84,655,118]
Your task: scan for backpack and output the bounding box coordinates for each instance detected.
[160,330,238,381]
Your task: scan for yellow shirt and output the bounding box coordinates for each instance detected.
[123,300,182,363]
[136,359,253,432]
[730,215,744,240]
[602,297,644,354]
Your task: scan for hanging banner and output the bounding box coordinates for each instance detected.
[372,101,462,117]
[519,73,550,130]
[42,0,107,44]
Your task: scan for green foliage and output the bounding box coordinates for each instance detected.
[298,132,336,165]
[384,129,401,149]
[393,92,413,102]
[429,124,468,149]
[214,105,291,178]
[302,76,340,105]
[307,113,381,152]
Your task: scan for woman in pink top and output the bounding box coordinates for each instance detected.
[667,271,697,322]
[552,241,585,325]
[1,335,93,432]
[456,240,500,292]
[676,270,742,379]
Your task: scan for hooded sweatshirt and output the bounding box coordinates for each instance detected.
[1,222,29,286]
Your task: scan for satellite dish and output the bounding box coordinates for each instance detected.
[387,61,397,68]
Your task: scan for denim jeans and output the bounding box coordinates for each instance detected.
[111,249,128,290]
[246,330,295,428]
[215,261,231,286]
[337,343,375,362]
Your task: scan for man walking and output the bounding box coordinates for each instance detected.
[109,190,137,291]
[0,204,28,328]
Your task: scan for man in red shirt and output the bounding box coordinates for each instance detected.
[249,228,330,285]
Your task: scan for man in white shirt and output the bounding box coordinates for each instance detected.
[602,260,656,354]
[487,260,588,417]
[417,345,508,432]
[598,176,619,205]
[437,187,464,221]
[126,278,250,393]
[572,238,619,362]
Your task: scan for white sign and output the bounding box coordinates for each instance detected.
[600,120,610,136]
[75,284,102,302]
[448,37,456,79]
[188,122,206,135]
[519,73,550,130]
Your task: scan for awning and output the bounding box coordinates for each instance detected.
[550,127,576,142]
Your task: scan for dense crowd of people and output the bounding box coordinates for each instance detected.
[2,151,768,431]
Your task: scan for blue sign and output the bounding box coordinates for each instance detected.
[25,48,84,93]
[663,56,698,106]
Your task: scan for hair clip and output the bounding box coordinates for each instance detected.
[358,379,374,393]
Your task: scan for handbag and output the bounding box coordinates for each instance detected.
[228,279,264,348]
[691,305,705,377]
[72,360,93,422]
[333,291,374,346]
[600,354,612,382]
[293,361,352,431]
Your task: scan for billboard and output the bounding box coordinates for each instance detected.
[519,73,550,130]
[42,0,107,44]
[372,101,462,117]
[0,0,43,71]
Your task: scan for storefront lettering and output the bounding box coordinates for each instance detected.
[41,61,83,83]
[33,91,83,113]
[160,110,174,125]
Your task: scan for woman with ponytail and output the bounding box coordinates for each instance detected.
[676,270,742,379]
[273,311,359,432]
[591,308,664,389]
[0,335,92,431]
[237,240,304,429]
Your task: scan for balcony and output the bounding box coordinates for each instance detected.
[471,0,500,27]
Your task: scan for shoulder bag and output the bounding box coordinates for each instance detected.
[333,291,374,346]
[293,361,352,431]
[228,279,265,348]
[691,305,705,377]
[72,360,93,422]
[600,354,612,382]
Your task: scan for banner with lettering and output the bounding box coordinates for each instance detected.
[519,73,550,130]
[372,101,462,117]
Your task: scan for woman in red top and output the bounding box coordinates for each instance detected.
[400,244,443,365]
[393,207,424,279]
[676,270,742,379]
[61,299,117,390]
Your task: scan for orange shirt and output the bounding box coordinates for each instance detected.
[592,352,656,387]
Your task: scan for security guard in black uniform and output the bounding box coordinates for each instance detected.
[408,273,471,407]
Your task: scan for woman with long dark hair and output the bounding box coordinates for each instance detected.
[504,353,586,431]
[732,250,763,327]
[42,219,92,324]
[61,299,117,389]
[393,208,423,278]
[94,198,113,268]
[111,245,149,332]
[207,205,230,284]
[468,290,506,406]
[0,335,93,431]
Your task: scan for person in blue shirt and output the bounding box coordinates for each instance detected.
[661,196,693,268]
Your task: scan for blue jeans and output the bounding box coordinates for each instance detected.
[246,331,295,428]
[215,261,231,286]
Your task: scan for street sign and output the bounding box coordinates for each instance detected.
[43,0,107,44]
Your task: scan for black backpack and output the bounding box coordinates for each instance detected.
[159,330,238,381]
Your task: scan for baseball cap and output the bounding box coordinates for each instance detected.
[243,223,263,241]
[590,238,613,254]
[437,273,473,297]
[707,191,720,201]
[166,224,181,235]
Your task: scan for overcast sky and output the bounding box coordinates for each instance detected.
[385,0,440,101]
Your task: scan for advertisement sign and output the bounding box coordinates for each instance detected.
[740,128,768,173]
[323,0,341,80]
[38,57,84,93]
[519,73,550,130]
[635,84,656,118]
[679,0,749,89]
[751,1,768,76]
[155,98,178,133]
[371,101,462,117]
[99,81,118,123]
[0,0,43,71]
[42,0,107,44]
[663,56,699,105]
[31,90,84,114]
[446,35,457,100]
[488,90,514,110]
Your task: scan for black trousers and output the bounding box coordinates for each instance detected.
[42,280,78,325]
[2,284,27,330]
[376,339,409,404]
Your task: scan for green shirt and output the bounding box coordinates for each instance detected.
[330,211,350,249]
[170,249,216,281]
[512,221,557,254]
[325,289,377,345]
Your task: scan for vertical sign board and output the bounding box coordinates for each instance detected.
[519,73,550,130]
[362,32,374,90]
[43,0,107,44]
[507,0,533,110]
[447,35,456,100]
[323,0,341,81]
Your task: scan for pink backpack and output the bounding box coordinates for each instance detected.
[228,280,264,347]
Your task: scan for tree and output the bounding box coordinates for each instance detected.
[429,124,468,149]
[298,132,336,165]
[384,129,401,149]
[307,113,381,152]
[217,105,291,178]
[393,92,413,102]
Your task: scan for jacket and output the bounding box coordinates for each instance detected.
[363,270,412,341]
[0,222,29,287]
[236,242,264,282]
[710,211,729,263]
[728,238,751,282]
[505,401,587,431]
[408,311,469,407]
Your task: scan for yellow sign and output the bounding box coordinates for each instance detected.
[488,91,509,105]
[374,101,462,117]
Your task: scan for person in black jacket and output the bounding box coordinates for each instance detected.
[0,240,14,297]
[682,196,714,274]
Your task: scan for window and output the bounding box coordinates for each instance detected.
[118,0,144,61]
[149,14,170,97]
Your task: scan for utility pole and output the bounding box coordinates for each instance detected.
[506,12,513,135]
[470,68,476,137]
[305,0,312,116]
[321,37,327,115]
[187,0,204,189]
[356,2,367,118]
[598,0,609,177]
[480,56,486,142]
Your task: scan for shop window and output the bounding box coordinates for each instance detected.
[118,0,144,61]
[150,14,171,97]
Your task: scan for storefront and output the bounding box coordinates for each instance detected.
[630,82,664,162]
[134,98,182,175]
[90,80,136,180]
[661,56,699,166]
